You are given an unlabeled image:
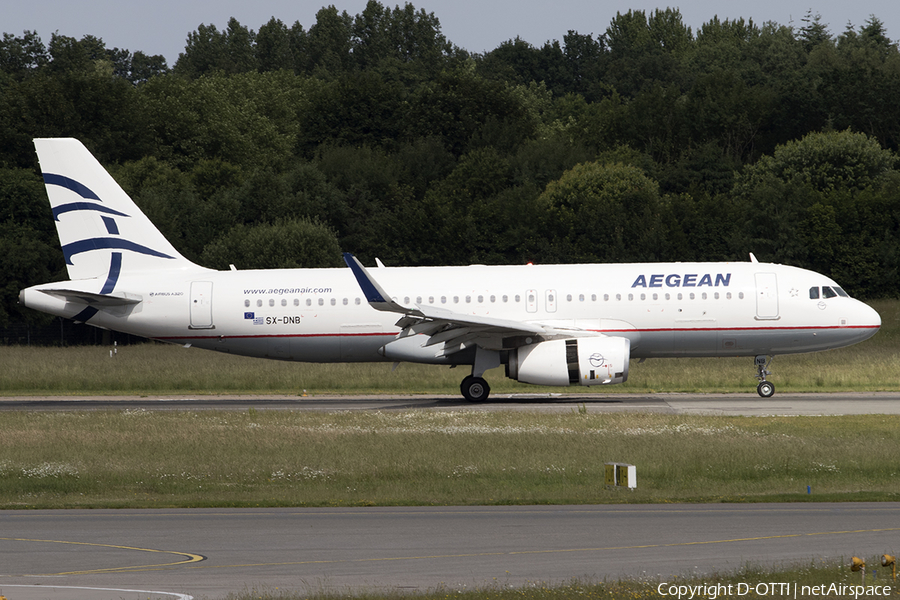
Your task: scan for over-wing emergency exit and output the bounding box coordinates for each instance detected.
[19,139,881,401]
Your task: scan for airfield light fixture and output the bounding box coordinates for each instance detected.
[851,557,866,583]
[882,555,896,580]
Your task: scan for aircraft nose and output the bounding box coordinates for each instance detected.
[863,301,881,327]
[855,301,881,341]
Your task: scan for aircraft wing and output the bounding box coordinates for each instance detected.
[343,253,596,354]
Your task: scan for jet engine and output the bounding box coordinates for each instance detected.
[506,337,630,387]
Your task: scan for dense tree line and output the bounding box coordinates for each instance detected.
[2,2,900,340]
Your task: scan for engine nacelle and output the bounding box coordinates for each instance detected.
[506,337,630,387]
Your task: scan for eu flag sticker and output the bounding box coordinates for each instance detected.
[244,312,255,319]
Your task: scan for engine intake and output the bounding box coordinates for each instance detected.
[506,337,630,387]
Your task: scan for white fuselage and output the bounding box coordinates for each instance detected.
[23,261,881,364]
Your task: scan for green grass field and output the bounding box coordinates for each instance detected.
[2,409,899,508]
[1,299,897,396]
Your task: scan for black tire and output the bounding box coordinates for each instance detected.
[757,381,775,398]
[460,376,490,402]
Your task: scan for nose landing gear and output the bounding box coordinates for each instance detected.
[755,355,775,397]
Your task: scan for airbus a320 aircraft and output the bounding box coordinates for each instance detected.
[20,138,881,401]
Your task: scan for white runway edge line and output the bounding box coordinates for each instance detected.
[0,585,192,599]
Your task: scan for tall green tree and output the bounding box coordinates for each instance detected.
[175,18,257,77]
[256,17,295,72]
[0,167,62,327]
[603,8,692,97]
[538,161,664,263]
[0,31,48,77]
[731,130,899,294]
[200,218,342,270]
[137,70,304,170]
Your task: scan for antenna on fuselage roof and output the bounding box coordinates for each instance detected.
[749,253,759,263]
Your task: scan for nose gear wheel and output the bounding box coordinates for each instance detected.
[755,355,775,397]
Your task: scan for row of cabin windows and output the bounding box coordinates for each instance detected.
[245,297,364,308]
[243,291,745,308]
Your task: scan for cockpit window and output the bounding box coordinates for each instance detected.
[812,286,850,299]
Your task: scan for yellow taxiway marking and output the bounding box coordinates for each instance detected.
[0,537,205,575]
[6,526,899,576]
[178,526,900,572]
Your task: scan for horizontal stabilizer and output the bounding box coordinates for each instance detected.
[40,288,142,306]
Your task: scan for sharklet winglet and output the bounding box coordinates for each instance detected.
[342,253,421,316]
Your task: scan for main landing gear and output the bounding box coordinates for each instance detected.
[460,375,490,402]
[755,355,775,398]
[460,347,499,402]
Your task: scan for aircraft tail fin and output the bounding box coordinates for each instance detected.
[34,138,200,282]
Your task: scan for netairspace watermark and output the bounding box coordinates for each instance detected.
[656,582,893,599]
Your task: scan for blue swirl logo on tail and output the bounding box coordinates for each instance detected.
[61,238,174,265]
[45,173,176,265]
